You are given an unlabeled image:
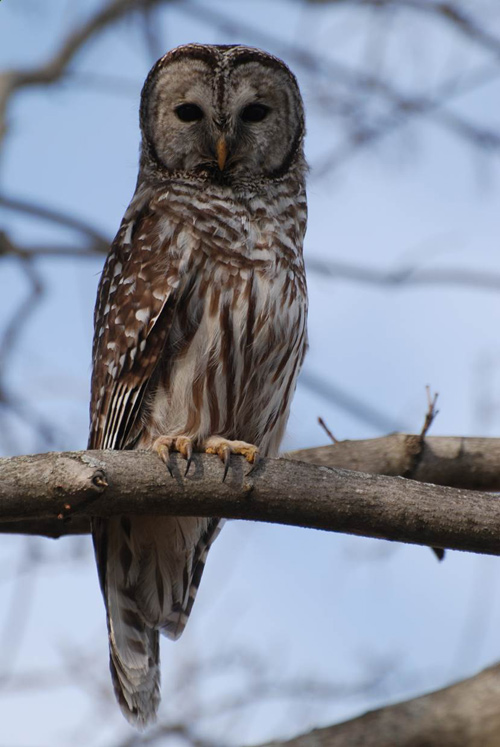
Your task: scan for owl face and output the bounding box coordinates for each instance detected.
[140,45,305,182]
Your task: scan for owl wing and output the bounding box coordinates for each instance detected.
[88,202,186,453]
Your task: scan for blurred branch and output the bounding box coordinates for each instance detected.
[5,230,500,296]
[306,257,500,292]
[257,661,500,747]
[0,539,39,687]
[299,371,406,432]
[0,244,69,451]
[306,0,500,62]
[0,253,43,379]
[314,63,500,175]
[114,723,219,747]
[0,1,175,458]
[5,233,500,293]
[0,386,69,453]
[3,447,500,557]
[0,0,171,142]
[380,0,500,60]
[0,195,109,252]
[0,229,107,260]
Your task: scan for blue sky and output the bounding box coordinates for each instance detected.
[1,2,500,745]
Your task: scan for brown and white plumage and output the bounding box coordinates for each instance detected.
[89,43,308,726]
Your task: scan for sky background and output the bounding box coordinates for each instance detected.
[1,1,500,746]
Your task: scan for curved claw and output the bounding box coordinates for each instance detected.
[204,436,259,481]
[152,437,175,478]
[184,441,193,477]
[246,451,260,476]
[222,446,231,482]
[163,450,174,478]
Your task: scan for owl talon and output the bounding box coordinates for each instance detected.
[246,452,260,476]
[204,436,259,480]
[175,436,194,477]
[163,450,175,479]
[153,435,195,478]
[222,447,231,482]
[184,442,193,477]
[153,437,173,477]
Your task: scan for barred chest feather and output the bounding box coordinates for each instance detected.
[137,180,308,457]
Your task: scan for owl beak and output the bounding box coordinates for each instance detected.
[216,136,228,171]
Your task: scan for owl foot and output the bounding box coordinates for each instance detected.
[152,436,194,477]
[204,436,259,482]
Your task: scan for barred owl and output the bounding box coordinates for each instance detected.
[89,43,308,726]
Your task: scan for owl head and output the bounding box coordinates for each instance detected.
[139,44,306,185]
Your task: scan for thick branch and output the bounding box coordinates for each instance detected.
[256,662,500,747]
[290,434,500,491]
[2,446,500,554]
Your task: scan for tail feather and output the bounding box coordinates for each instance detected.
[164,516,223,639]
[92,514,222,726]
[94,516,160,726]
[134,515,222,639]
[109,627,160,727]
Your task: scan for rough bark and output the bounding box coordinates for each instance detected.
[1,444,500,555]
[288,435,500,490]
[256,663,500,747]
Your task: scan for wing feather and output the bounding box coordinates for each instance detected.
[88,198,183,452]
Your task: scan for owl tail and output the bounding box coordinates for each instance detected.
[92,514,222,726]
[109,623,160,728]
[93,516,160,726]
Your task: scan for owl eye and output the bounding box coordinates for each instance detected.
[240,103,269,123]
[175,103,204,122]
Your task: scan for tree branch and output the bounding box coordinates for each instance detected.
[289,434,500,491]
[0,196,109,252]
[2,443,500,555]
[305,257,500,293]
[0,0,169,143]
[256,662,500,747]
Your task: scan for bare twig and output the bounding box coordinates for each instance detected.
[300,370,406,432]
[317,417,338,443]
[414,386,442,559]
[421,386,439,439]
[400,388,439,483]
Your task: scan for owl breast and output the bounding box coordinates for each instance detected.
[140,188,307,457]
